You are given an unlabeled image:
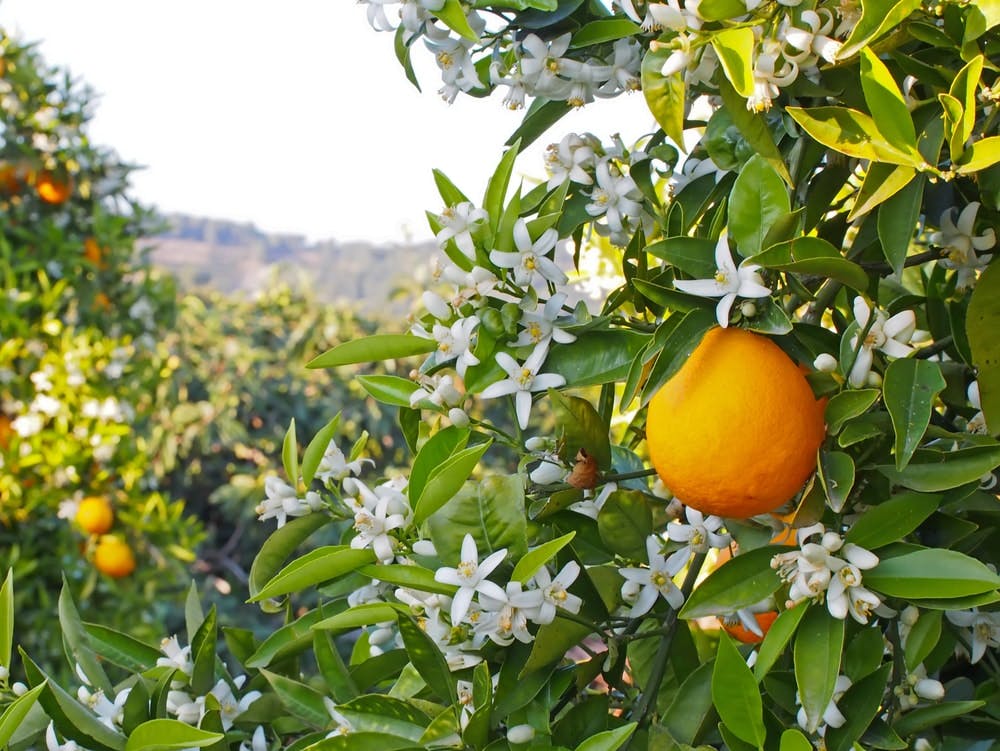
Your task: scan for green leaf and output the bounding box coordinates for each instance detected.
[0,569,11,670]
[305,732,423,751]
[302,414,343,487]
[794,606,845,734]
[512,532,576,583]
[779,728,813,751]
[427,474,529,563]
[843,491,940,550]
[877,446,1000,491]
[955,135,1000,174]
[891,701,986,737]
[249,546,376,602]
[597,490,653,558]
[549,390,612,468]
[818,450,855,513]
[679,545,784,619]
[313,603,404,631]
[646,236,718,278]
[824,664,892,751]
[546,330,649,388]
[398,615,455,702]
[711,28,754,98]
[0,682,45,749]
[718,77,791,185]
[883,359,946,470]
[436,0,478,40]
[308,335,436,368]
[713,633,766,747]
[967,261,1000,435]
[245,607,327,669]
[786,106,922,167]
[409,426,469,504]
[248,513,328,601]
[876,173,924,277]
[825,389,880,435]
[964,0,1000,41]
[523,618,593,676]
[283,418,299,485]
[755,601,809,681]
[859,47,916,150]
[484,142,520,233]
[262,670,332,729]
[837,0,922,60]
[58,577,112,695]
[662,661,715,744]
[356,564,458,596]
[83,622,163,673]
[641,51,685,150]
[506,99,571,152]
[570,18,642,47]
[851,163,915,221]
[189,605,217,696]
[314,631,359,703]
[698,0,750,20]
[865,548,1000,598]
[948,55,984,159]
[575,723,637,751]
[753,237,869,291]
[903,610,942,671]
[728,154,790,257]
[413,440,492,525]
[124,720,224,751]
[358,375,420,407]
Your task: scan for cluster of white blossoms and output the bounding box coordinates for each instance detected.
[771,524,882,623]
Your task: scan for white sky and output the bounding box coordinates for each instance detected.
[0,0,656,243]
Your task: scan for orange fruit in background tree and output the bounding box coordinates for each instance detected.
[721,610,779,644]
[93,536,136,578]
[34,169,72,204]
[76,496,114,535]
[83,237,105,266]
[646,326,826,519]
[0,414,11,449]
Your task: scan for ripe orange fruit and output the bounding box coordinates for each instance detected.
[93,536,136,578]
[34,170,72,204]
[83,238,105,266]
[0,414,12,449]
[646,327,826,518]
[722,610,779,644]
[76,496,114,535]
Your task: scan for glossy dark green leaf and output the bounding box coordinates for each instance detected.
[825,389,880,434]
[357,375,419,407]
[314,631,358,703]
[824,664,892,751]
[189,605,217,696]
[891,701,986,737]
[245,607,326,669]
[819,450,855,513]
[884,359,946,471]
[679,545,784,620]
[713,633,766,747]
[248,513,328,601]
[413,440,492,525]
[754,601,809,682]
[865,548,1000,598]
[249,546,376,602]
[0,569,11,671]
[304,732,423,751]
[337,695,430,739]
[427,474,528,563]
[546,330,649,388]
[718,77,791,185]
[575,723,637,751]
[794,607,845,733]
[308,335,436,369]
[844,491,940,550]
[408,426,469,504]
[966,261,1000,435]
[570,18,642,47]
[904,609,942,671]
[262,669,331,728]
[313,603,403,631]
[549,390,612,469]
[58,577,112,695]
[877,446,1000,491]
[0,682,45,749]
[662,661,715,744]
[484,141,520,232]
[754,237,869,291]
[728,154,790,257]
[84,622,163,672]
[398,615,455,703]
[597,490,652,558]
[877,173,924,277]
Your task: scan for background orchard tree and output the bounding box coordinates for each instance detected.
[4,1,1000,750]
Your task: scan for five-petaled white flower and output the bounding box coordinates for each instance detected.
[531,561,583,624]
[847,297,916,388]
[931,202,996,290]
[434,533,508,624]
[619,535,690,617]
[490,219,567,287]
[435,202,489,259]
[673,233,771,327]
[796,674,851,733]
[314,440,372,484]
[945,608,1000,663]
[255,476,324,528]
[479,341,567,429]
[511,293,577,348]
[666,506,730,555]
[343,477,411,563]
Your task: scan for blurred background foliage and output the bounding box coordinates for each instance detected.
[0,29,417,676]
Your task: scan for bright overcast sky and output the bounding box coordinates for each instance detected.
[0,0,656,243]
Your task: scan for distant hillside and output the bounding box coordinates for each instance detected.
[143,214,438,312]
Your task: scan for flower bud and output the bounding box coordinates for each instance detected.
[412,539,438,557]
[0,665,7,680]
[448,407,470,428]
[866,371,883,387]
[914,678,945,701]
[813,353,838,372]
[507,725,536,744]
[11,681,27,696]
[739,301,758,318]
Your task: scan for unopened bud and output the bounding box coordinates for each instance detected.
[739,301,757,318]
[507,725,536,744]
[448,407,470,428]
[412,539,437,557]
[813,353,838,373]
[11,681,27,696]
[866,371,883,387]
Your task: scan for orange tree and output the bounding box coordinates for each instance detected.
[0,30,201,671]
[3,2,1000,750]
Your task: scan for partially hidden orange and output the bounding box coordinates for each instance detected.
[76,496,114,535]
[722,610,779,644]
[93,536,136,578]
[34,170,72,204]
[646,327,826,519]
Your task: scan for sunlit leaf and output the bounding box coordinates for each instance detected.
[308,335,436,369]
